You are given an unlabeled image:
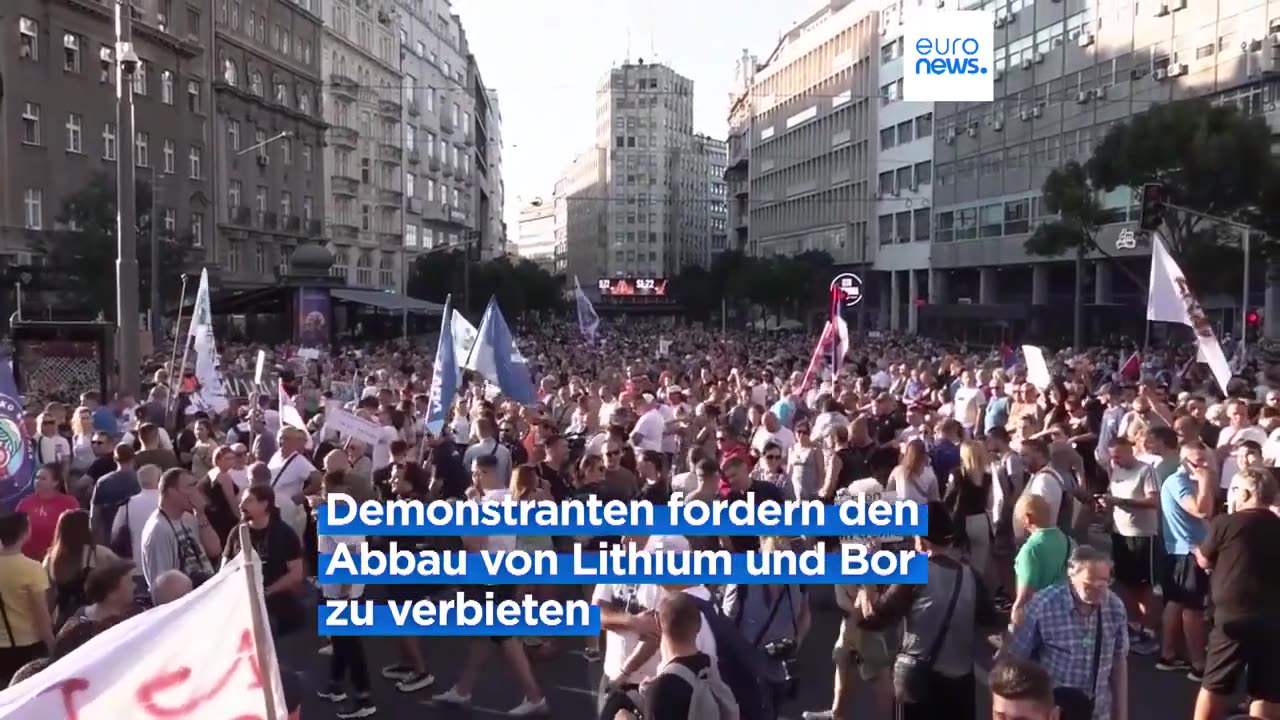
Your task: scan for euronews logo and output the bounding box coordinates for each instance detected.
[902,10,995,102]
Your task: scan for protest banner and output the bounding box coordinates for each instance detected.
[325,407,386,446]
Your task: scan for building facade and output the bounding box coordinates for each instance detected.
[874,0,936,333]
[554,146,607,280]
[398,0,483,260]
[1,0,210,268]
[468,69,503,259]
[515,200,555,267]
[319,0,404,291]
[212,0,327,288]
[725,0,880,268]
[700,135,730,258]
[925,0,1271,340]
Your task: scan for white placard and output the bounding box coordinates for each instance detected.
[324,407,386,446]
[1021,344,1053,390]
[253,349,266,385]
[297,347,321,360]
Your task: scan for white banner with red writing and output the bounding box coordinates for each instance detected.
[0,552,288,720]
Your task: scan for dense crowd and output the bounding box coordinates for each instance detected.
[0,316,1277,720]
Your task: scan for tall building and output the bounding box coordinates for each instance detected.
[874,0,935,333]
[0,1,211,268]
[698,135,730,258]
[560,61,701,281]
[724,0,880,268]
[212,0,327,287]
[318,0,405,291]
[399,0,499,264]
[469,71,504,259]
[554,146,607,280]
[515,199,555,268]
[926,0,1265,339]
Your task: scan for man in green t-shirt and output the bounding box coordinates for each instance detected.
[1012,493,1070,626]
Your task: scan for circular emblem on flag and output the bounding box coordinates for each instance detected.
[0,392,33,507]
[830,273,864,308]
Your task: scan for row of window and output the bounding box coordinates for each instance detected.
[221,58,315,115]
[879,113,934,152]
[20,103,204,177]
[21,187,205,247]
[217,0,317,68]
[226,120,315,170]
[226,181,316,226]
[877,161,934,196]
[935,198,1039,243]
[404,225,459,250]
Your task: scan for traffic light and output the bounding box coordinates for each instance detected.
[1247,310,1261,326]
[1138,183,1167,232]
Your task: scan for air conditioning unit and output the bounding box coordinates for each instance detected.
[943,131,955,145]
[966,126,978,137]
[879,24,887,36]
[1032,106,1043,118]
[1154,3,1169,17]
[1166,63,1187,77]
[1033,52,1046,64]
[1153,68,1168,81]
[1007,11,1017,22]
[1022,58,1034,70]
[15,252,33,266]
[992,119,1005,131]
[1245,39,1263,52]
[1019,109,1031,121]
[995,15,1007,28]
[256,154,269,167]
[1092,86,1107,100]
[1076,91,1090,104]
[1078,33,1095,48]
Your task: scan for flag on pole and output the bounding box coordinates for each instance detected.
[800,321,838,395]
[829,286,843,373]
[999,343,1018,371]
[464,298,537,405]
[1118,351,1142,382]
[0,358,34,511]
[188,269,228,412]
[450,309,478,382]
[425,295,460,435]
[1147,237,1232,394]
[278,380,307,431]
[573,276,600,343]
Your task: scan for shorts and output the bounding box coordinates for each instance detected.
[485,584,516,643]
[1202,620,1280,702]
[1160,553,1209,610]
[1110,534,1156,588]
[833,618,901,681]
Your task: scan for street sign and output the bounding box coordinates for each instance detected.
[830,273,864,308]
[1116,229,1137,250]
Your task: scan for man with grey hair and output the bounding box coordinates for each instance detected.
[247,461,273,486]
[151,570,193,605]
[1193,467,1280,720]
[1007,544,1130,720]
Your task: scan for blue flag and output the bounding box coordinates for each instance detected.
[464,298,538,405]
[425,295,459,436]
[573,276,599,343]
[0,359,34,510]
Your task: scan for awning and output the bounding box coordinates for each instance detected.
[330,288,445,315]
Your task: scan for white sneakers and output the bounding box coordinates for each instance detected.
[431,687,549,716]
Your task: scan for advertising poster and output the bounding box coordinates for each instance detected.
[296,287,332,347]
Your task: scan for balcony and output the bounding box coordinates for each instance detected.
[407,197,424,214]
[331,175,359,196]
[378,188,403,206]
[260,211,278,230]
[329,73,357,100]
[307,219,324,237]
[378,97,402,116]
[283,215,302,233]
[329,127,358,148]
[407,148,420,165]
[407,102,420,117]
[440,115,454,134]
[378,232,401,248]
[379,143,402,164]
[441,162,454,178]
[331,221,357,241]
[441,204,467,226]
[227,205,251,225]
[428,156,441,171]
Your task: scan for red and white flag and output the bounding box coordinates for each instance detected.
[800,321,838,394]
[278,380,307,431]
[1118,351,1142,382]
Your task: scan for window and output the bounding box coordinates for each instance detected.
[896,120,913,145]
[21,103,41,145]
[255,243,266,275]
[302,196,314,222]
[915,113,933,137]
[913,209,930,242]
[406,173,416,196]
[280,191,292,218]
[274,79,288,105]
[360,157,371,183]
[65,114,83,153]
[896,166,913,192]
[979,204,1003,238]
[250,71,263,96]
[360,204,371,231]
[228,242,241,272]
[191,212,204,247]
[136,132,150,167]
[162,139,175,173]
[103,123,117,160]
[280,138,292,165]
[64,34,81,72]
[228,180,242,211]
[935,211,954,242]
[302,144,313,171]
[132,61,148,95]
[405,225,418,248]
[228,119,241,151]
[955,207,978,240]
[255,185,267,213]
[914,161,932,186]
[100,46,114,83]
[189,145,202,179]
[163,209,176,233]
[254,129,266,158]
[879,127,895,151]
[23,189,42,230]
[427,178,435,201]
[298,91,311,115]
[223,58,238,85]
[187,80,201,112]
[1004,199,1031,234]
[878,215,894,244]
[161,70,175,104]
[19,18,37,60]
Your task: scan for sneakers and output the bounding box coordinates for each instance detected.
[394,673,435,693]
[1186,667,1204,683]
[316,686,347,703]
[431,687,473,706]
[379,665,415,681]
[802,712,840,720]
[1155,657,1190,672]
[335,697,378,719]
[507,697,549,716]
[1128,628,1158,656]
[318,642,334,656]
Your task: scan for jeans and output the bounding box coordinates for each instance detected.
[330,635,372,694]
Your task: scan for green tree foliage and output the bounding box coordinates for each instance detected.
[1024,161,1106,257]
[406,250,565,318]
[671,249,835,322]
[36,172,199,319]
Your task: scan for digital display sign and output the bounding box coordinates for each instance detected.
[597,277,668,297]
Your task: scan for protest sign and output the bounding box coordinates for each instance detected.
[1021,344,1052,390]
[325,407,385,446]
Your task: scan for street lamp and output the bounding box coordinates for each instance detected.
[115,1,141,397]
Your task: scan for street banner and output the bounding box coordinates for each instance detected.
[0,552,288,719]
[1147,238,1232,394]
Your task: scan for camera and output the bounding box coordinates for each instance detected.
[118,44,140,76]
[764,638,799,701]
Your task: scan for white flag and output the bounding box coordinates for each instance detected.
[1147,238,1232,394]
[0,552,288,719]
[450,310,479,382]
[1021,345,1053,390]
[188,269,228,412]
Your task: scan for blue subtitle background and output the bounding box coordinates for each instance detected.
[320,602,602,637]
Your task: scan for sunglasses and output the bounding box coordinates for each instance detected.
[765,454,781,461]
[606,450,622,456]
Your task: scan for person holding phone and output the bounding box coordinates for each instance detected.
[1155,442,1215,680]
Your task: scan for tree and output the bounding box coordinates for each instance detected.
[36,172,199,319]
[405,250,564,319]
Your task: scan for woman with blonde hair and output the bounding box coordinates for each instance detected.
[68,407,96,474]
[944,440,994,585]
[888,438,938,505]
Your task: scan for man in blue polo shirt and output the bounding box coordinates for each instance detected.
[1156,442,1215,679]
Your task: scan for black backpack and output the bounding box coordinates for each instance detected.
[688,595,777,720]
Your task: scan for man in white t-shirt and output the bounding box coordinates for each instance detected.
[751,411,796,455]
[951,371,983,436]
[630,395,667,453]
[266,426,320,539]
[1017,438,1068,539]
[1101,437,1160,654]
[1215,398,1267,500]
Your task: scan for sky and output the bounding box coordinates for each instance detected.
[455,0,807,241]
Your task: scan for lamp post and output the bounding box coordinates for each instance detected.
[115,1,140,397]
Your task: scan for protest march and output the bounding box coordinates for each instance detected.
[0,239,1275,720]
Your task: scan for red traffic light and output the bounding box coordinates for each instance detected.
[1247,311,1260,325]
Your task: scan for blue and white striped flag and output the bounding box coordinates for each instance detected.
[573,276,599,343]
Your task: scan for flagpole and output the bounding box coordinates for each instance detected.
[238,524,281,720]
[166,273,190,387]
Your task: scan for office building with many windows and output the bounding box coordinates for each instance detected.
[319,0,404,290]
[554,146,607,280]
[699,135,730,258]
[1,0,210,271]
[516,199,555,268]
[213,0,327,287]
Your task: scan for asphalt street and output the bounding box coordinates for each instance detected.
[281,595,1207,719]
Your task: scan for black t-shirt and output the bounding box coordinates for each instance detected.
[535,462,571,502]
[201,474,240,545]
[1202,508,1280,626]
[224,517,304,620]
[1200,421,1222,449]
[429,440,469,500]
[644,653,713,720]
[175,429,198,464]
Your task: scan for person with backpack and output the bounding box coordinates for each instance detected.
[637,591,739,720]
